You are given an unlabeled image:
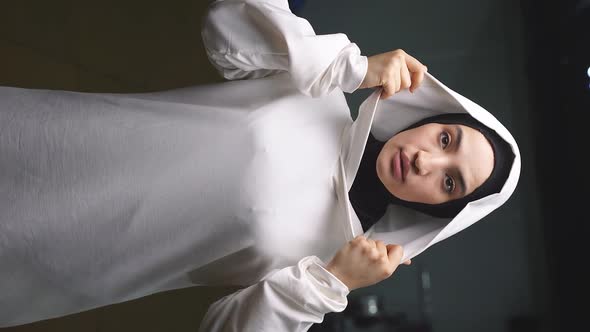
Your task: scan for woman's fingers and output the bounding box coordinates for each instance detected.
[386,244,404,266]
[381,63,401,99]
[381,50,427,99]
[375,240,387,258]
[326,238,407,290]
[381,80,397,99]
[394,63,402,95]
[400,58,412,91]
[403,51,427,77]
[403,52,427,93]
[410,70,424,93]
[409,63,427,93]
[367,238,377,249]
[403,52,425,71]
[374,49,427,98]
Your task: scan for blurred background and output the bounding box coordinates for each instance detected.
[0,0,588,331]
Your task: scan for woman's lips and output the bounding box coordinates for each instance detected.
[400,150,410,181]
[392,149,410,182]
[392,151,402,181]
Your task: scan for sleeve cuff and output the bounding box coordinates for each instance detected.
[350,54,368,92]
[304,256,350,307]
[336,43,368,93]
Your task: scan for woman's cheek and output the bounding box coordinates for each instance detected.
[409,178,438,204]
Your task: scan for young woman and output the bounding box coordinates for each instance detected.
[0,0,520,329]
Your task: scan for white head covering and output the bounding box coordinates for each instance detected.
[338,72,522,262]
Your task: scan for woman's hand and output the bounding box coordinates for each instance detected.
[325,235,411,291]
[359,49,428,99]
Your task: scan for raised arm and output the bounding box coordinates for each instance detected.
[201,0,368,97]
[198,255,349,332]
[198,236,409,332]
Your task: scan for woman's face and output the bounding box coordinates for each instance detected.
[376,123,494,204]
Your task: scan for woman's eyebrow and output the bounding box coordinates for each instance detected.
[454,125,467,196]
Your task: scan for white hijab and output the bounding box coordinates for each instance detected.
[337,72,522,262]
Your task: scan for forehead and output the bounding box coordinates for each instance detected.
[458,125,494,195]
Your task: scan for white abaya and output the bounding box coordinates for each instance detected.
[0,0,521,330]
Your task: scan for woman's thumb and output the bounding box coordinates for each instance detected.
[386,244,404,264]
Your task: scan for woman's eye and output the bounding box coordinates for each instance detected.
[444,175,455,193]
[440,132,450,149]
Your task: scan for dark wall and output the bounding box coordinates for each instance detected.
[519,1,590,331]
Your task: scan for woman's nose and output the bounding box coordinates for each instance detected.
[414,150,446,176]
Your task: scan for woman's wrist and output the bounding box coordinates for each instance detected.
[325,262,356,291]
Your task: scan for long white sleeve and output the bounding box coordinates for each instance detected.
[201,0,368,97]
[198,256,350,332]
